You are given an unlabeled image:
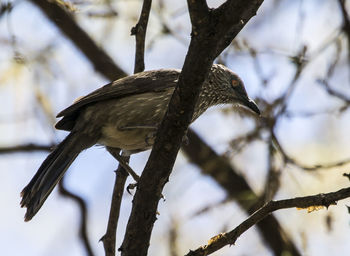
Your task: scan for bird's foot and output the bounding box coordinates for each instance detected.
[127,182,138,194]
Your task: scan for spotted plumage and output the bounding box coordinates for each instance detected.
[20,64,260,221]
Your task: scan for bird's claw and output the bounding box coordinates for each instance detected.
[127,182,138,194]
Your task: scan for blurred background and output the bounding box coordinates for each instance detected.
[1,0,350,255]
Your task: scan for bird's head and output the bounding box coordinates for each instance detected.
[207,64,260,115]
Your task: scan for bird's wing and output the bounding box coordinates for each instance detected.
[55,69,180,131]
[57,69,180,118]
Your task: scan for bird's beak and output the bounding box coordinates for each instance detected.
[241,97,260,115]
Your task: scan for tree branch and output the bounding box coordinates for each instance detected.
[186,186,350,256]
[0,143,54,153]
[120,1,264,255]
[28,0,126,81]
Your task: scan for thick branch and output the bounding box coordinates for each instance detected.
[28,0,126,81]
[186,186,350,256]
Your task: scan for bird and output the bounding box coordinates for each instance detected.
[20,64,260,221]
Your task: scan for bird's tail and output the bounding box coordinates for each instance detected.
[20,132,92,221]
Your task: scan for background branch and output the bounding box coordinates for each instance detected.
[0,144,54,154]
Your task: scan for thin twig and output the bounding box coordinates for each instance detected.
[272,132,350,171]
[101,151,129,256]
[131,0,153,73]
[186,186,350,256]
[275,45,307,118]
[318,79,350,104]
[0,143,54,153]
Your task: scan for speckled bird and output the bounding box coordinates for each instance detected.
[20,64,260,221]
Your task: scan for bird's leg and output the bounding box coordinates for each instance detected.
[116,152,140,182]
[106,147,139,182]
[116,150,140,194]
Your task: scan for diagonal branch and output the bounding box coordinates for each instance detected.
[186,186,350,256]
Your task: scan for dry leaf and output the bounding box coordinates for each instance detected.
[297,205,325,213]
[208,233,227,246]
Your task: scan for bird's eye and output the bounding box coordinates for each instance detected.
[231,79,239,87]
